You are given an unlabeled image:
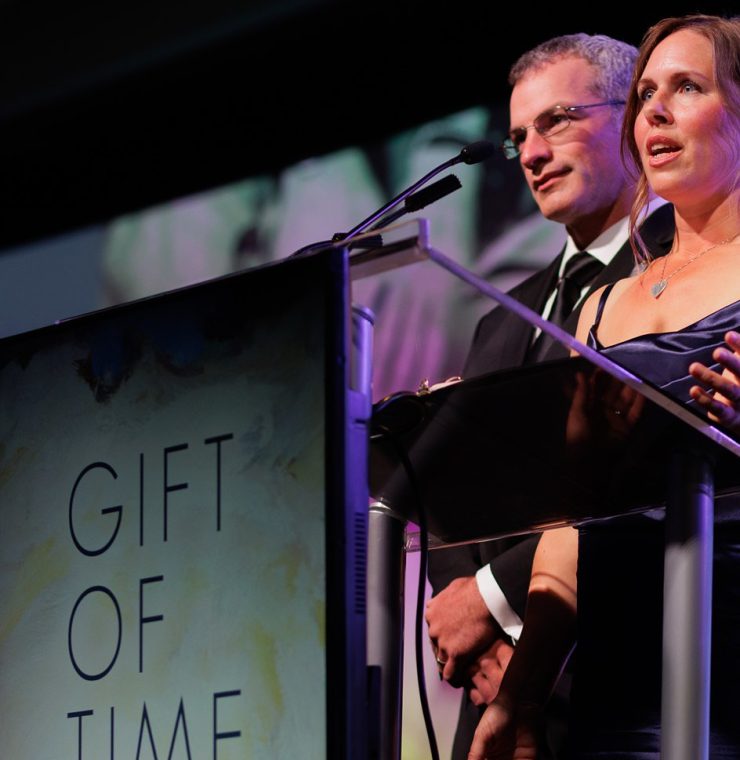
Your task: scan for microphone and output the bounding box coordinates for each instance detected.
[404,173,463,212]
[460,140,496,165]
[289,141,491,258]
[334,140,494,244]
[368,174,462,231]
[331,176,462,259]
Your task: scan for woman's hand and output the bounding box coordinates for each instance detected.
[466,693,540,760]
[689,331,740,433]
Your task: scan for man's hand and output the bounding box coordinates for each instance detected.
[467,638,515,706]
[425,576,501,685]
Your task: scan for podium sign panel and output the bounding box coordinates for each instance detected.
[0,250,365,759]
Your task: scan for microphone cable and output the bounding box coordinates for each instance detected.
[387,434,441,760]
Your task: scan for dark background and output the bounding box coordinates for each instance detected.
[0,0,734,250]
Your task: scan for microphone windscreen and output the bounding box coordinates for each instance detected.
[404,174,461,212]
[459,140,495,165]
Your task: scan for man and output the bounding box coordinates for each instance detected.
[425,33,674,760]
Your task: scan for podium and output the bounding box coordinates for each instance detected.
[0,248,371,759]
[366,244,740,760]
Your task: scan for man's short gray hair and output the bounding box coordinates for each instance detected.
[509,33,638,101]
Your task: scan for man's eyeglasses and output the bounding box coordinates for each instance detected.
[501,100,626,159]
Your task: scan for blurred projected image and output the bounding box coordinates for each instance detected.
[102,106,563,401]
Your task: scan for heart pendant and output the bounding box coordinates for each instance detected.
[651,279,667,298]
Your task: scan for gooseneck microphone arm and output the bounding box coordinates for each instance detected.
[334,140,494,244]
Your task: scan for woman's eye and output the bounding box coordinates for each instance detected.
[680,80,700,94]
[638,88,654,102]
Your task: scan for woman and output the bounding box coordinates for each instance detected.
[468,15,740,760]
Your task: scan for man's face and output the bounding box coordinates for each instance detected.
[509,56,630,232]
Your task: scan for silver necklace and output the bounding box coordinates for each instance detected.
[650,234,738,298]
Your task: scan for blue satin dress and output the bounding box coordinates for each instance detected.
[571,283,740,759]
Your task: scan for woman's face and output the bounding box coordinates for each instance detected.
[633,28,738,212]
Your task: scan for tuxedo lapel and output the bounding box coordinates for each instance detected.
[637,202,675,260]
[463,251,564,376]
[496,253,563,367]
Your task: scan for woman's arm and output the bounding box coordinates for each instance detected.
[466,526,578,760]
[466,285,618,758]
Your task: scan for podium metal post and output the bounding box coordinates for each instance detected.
[662,449,714,760]
[367,501,407,760]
